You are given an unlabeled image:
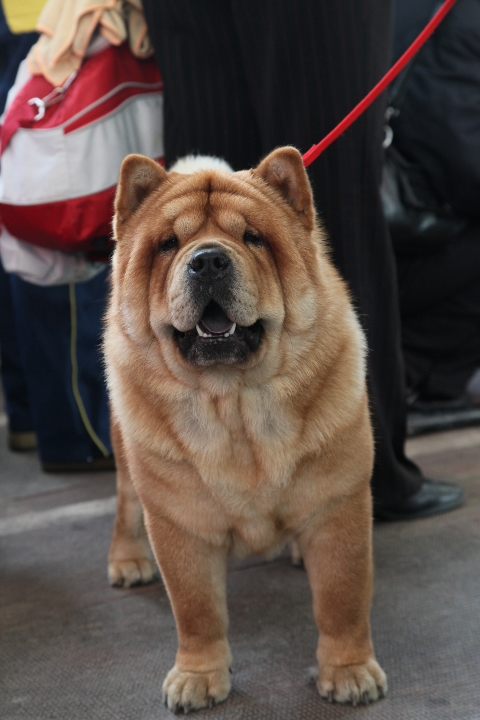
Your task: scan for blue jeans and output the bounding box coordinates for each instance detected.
[8,270,112,464]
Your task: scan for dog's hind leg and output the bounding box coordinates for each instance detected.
[108,419,159,587]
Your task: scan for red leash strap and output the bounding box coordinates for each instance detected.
[302,0,458,167]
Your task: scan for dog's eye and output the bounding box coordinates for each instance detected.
[243,231,265,247]
[158,235,178,253]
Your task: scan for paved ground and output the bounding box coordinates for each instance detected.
[1,409,480,720]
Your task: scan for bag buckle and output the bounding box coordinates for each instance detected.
[28,71,78,122]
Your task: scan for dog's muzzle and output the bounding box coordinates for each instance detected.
[174,300,263,366]
[173,248,263,365]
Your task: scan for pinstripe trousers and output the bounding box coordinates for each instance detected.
[142,0,423,508]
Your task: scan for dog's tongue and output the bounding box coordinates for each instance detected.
[200,302,233,334]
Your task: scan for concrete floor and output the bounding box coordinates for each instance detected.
[1,411,480,720]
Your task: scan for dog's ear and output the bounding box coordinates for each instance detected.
[255,147,315,228]
[114,155,167,237]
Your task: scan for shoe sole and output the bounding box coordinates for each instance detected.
[42,458,116,473]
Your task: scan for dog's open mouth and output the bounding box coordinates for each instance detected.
[196,301,237,338]
[174,301,263,365]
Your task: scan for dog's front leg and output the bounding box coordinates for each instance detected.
[142,509,232,713]
[299,486,387,705]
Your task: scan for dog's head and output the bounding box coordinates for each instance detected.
[112,147,328,381]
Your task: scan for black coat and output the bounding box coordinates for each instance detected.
[391,0,480,218]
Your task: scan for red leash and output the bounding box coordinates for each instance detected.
[302,0,458,167]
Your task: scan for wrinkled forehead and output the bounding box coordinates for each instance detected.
[155,172,274,239]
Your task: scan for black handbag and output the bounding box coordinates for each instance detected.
[381,144,468,255]
[380,36,469,255]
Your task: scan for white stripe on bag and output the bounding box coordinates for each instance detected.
[0,93,164,205]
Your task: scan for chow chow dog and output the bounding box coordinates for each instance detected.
[104,147,387,713]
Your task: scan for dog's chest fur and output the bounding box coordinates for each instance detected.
[163,386,307,552]
[113,357,325,553]
[176,386,300,493]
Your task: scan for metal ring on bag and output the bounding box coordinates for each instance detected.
[27,98,46,121]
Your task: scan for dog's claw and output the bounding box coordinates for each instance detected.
[327,691,333,703]
[173,702,180,715]
[352,696,358,707]
[362,691,369,705]
[183,703,191,715]
[208,696,215,709]
[378,685,385,699]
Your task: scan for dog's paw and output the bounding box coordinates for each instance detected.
[318,659,387,705]
[108,557,159,588]
[162,665,231,713]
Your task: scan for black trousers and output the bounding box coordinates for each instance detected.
[142,0,422,507]
[397,227,480,400]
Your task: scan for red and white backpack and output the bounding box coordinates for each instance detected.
[0,39,163,254]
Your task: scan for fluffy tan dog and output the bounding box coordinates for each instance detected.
[104,147,387,713]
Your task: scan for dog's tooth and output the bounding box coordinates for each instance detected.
[196,324,212,337]
[227,323,236,336]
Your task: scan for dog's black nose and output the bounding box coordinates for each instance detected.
[188,248,230,280]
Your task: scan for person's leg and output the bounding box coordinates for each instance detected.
[397,226,480,316]
[72,271,112,459]
[9,272,112,470]
[0,264,36,449]
[397,229,480,400]
[141,0,261,170]
[230,0,421,509]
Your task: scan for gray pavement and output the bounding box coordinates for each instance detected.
[1,411,480,720]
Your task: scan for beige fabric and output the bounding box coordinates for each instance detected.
[27,0,153,86]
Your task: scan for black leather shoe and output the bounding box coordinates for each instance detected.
[374,479,465,521]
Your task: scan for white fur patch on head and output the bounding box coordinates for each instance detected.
[169,155,234,175]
